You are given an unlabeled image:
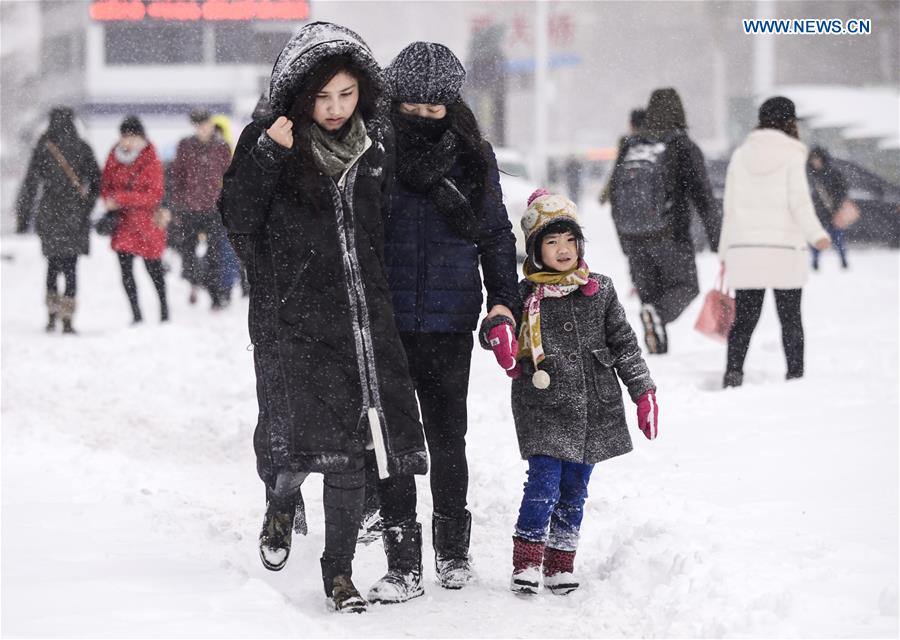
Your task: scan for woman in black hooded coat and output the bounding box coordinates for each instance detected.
[16,107,101,333]
[218,22,426,612]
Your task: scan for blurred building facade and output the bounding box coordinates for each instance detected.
[2,0,898,229]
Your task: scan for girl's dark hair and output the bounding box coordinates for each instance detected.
[287,55,377,129]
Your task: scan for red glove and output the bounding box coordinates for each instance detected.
[488,322,521,379]
[636,391,658,440]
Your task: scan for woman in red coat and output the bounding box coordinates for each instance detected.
[101,116,169,323]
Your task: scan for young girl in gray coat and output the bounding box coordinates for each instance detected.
[480,189,659,595]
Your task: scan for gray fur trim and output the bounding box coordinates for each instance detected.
[268,22,382,117]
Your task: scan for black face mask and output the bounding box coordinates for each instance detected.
[393,110,450,142]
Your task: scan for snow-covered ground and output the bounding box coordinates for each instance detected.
[2,201,898,638]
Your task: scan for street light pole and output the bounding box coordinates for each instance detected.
[533,0,548,185]
[753,0,776,100]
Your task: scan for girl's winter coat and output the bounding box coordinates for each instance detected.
[718,129,828,290]
[218,23,427,486]
[100,144,166,259]
[17,132,101,257]
[509,274,655,464]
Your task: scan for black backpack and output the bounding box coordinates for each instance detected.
[609,136,671,238]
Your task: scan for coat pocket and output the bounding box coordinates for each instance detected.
[278,250,317,325]
[591,349,622,402]
[513,354,562,406]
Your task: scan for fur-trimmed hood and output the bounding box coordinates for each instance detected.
[267,21,383,118]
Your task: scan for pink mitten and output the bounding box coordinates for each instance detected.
[636,391,658,440]
[488,322,521,378]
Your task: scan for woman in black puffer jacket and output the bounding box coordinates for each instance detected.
[218,22,426,613]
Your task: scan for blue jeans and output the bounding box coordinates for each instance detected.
[811,228,848,268]
[514,455,594,552]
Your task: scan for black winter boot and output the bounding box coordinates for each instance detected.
[367,521,424,604]
[433,511,473,589]
[722,370,743,388]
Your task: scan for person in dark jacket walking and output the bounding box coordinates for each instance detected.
[609,88,720,354]
[218,22,427,613]
[170,107,233,308]
[101,116,169,325]
[362,41,520,599]
[480,189,656,595]
[807,146,850,270]
[16,107,101,333]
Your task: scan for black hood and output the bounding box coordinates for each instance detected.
[267,21,383,118]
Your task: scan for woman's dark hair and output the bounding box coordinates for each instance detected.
[446,100,490,208]
[287,55,377,130]
[445,100,485,159]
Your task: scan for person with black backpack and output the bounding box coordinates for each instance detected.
[608,88,720,354]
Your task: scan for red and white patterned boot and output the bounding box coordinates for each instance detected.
[543,547,578,595]
[510,537,544,594]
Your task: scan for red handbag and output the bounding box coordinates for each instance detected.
[694,268,735,342]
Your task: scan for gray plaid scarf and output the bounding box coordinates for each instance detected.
[309,113,368,177]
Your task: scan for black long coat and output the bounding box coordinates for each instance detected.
[16,132,100,257]
[509,274,655,464]
[219,23,426,486]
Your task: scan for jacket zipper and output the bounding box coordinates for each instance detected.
[415,200,425,330]
[330,164,391,479]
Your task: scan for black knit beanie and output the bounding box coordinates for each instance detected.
[119,115,146,138]
[385,42,466,105]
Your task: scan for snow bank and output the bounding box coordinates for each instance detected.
[2,201,897,637]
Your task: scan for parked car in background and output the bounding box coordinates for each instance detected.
[495,147,538,260]
[707,156,900,248]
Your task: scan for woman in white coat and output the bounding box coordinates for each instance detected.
[718,97,831,388]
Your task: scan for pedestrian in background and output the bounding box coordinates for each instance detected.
[170,107,232,309]
[807,146,850,270]
[16,106,101,334]
[608,88,720,354]
[718,97,830,388]
[100,116,169,324]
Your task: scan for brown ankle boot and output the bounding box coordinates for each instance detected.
[45,292,60,332]
[328,575,367,613]
[59,296,77,334]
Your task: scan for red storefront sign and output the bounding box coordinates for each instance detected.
[90,0,310,21]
